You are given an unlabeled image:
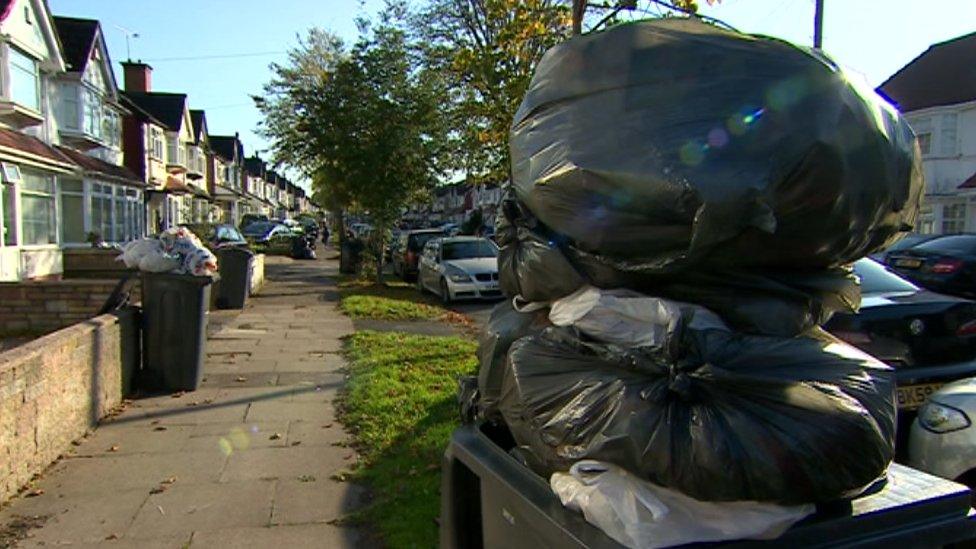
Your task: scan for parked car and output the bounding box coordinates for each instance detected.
[241,221,300,257]
[908,378,976,490]
[240,213,269,229]
[392,229,445,280]
[825,259,976,412]
[868,233,940,263]
[416,236,502,304]
[887,234,976,298]
[208,224,248,250]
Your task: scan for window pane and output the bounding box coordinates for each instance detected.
[60,178,83,193]
[9,48,38,111]
[21,171,52,193]
[21,194,54,245]
[2,185,15,245]
[114,195,125,241]
[60,193,84,243]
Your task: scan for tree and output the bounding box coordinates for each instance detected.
[255,10,446,282]
[416,0,572,183]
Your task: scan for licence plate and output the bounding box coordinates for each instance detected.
[896,383,944,410]
[895,258,922,269]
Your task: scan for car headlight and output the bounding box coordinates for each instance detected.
[918,401,971,433]
[445,266,471,283]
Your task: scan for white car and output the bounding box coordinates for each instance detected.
[416,236,501,304]
[909,378,976,489]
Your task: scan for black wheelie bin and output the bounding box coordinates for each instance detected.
[215,246,253,309]
[141,272,214,392]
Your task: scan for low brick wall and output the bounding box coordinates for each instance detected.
[251,254,266,294]
[0,279,139,337]
[0,313,133,503]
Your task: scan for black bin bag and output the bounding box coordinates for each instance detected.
[509,18,923,272]
[498,326,896,504]
[477,299,552,420]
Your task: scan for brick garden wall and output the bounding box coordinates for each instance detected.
[0,279,139,337]
[0,313,132,503]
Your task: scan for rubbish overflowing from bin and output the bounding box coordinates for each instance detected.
[470,17,924,547]
[118,227,218,277]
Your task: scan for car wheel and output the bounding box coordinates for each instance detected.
[440,278,452,305]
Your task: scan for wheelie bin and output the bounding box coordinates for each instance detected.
[215,246,253,309]
[141,272,214,392]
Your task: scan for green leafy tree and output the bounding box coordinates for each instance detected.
[416,0,573,184]
[255,9,446,282]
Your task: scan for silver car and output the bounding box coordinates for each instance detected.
[909,378,976,489]
[416,236,501,304]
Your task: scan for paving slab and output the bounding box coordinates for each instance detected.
[271,479,366,525]
[188,523,360,548]
[0,252,363,547]
[125,479,274,540]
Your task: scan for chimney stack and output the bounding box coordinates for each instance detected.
[121,61,153,92]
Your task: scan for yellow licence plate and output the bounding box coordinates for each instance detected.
[895,258,922,268]
[897,383,944,410]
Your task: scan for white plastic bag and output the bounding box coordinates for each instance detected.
[182,247,218,277]
[550,285,725,348]
[118,239,163,269]
[551,461,814,549]
[138,250,181,273]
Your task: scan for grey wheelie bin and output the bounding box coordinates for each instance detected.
[141,272,214,392]
[216,246,253,309]
[441,423,976,549]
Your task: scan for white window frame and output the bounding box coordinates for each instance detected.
[150,127,165,161]
[942,203,967,234]
[8,46,40,112]
[58,177,86,246]
[18,170,56,248]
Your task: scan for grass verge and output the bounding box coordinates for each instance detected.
[340,330,478,548]
[337,277,474,327]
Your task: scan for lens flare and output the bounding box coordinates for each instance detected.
[679,141,705,166]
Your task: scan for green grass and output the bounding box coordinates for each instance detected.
[340,331,478,548]
[337,278,451,321]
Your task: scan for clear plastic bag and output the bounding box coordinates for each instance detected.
[551,460,814,548]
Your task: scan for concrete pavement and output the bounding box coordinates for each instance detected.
[0,252,365,548]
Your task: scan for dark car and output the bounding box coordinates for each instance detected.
[241,221,298,257]
[209,224,248,249]
[240,213,269,229]
[392,229,445,280]
[886,234,976,298]
[868,233,940,263]
[825,259,976,414]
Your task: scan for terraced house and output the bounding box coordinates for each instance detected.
[0,1,147,281]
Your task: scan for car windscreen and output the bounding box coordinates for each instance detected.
[442,240,497,260]
[913,235,976,256]
[242,222,276,236]
[408,232,443,251]
[853,259,918,294]
[217,226,245,242]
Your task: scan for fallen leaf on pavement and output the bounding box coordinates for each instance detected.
[161,477,177,485]
[108,445,119,452]
[105,533,119,540]
[153,426,167,432]
[269,433,282,440]
[171,392,185,398]
[297,474,316,482]
[25,489,44,497]
[150,420,160,425]
[149,487,165,495]
[186,401,199,407]
[322,423,333,428]
[343,453,354,461]
[235,376,247,383]
[291,441,301,446]
[330,471,348,482]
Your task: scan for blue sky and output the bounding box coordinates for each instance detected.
[48,0,976,190]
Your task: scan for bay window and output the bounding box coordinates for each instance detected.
[114,187,125,241]
[90,183,112,242]
[1,183,15,246]
[58,83,80,130]
[9,47,39,112]
[20,170,55,245]
[150,127,165,160]
[83,87,102,139]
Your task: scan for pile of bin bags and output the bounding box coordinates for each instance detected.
[118,227,218,277]
[473,18,924,547]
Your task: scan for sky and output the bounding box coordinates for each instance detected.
[47,0,976,191]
